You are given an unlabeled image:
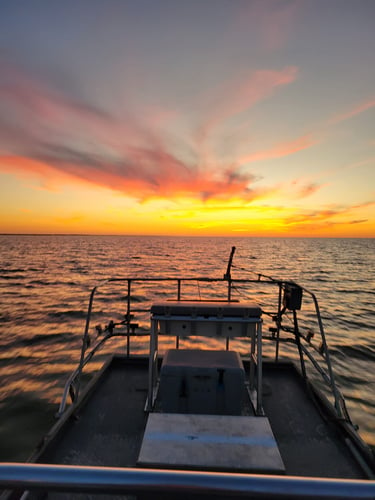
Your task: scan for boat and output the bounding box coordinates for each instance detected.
[1,247,374,499]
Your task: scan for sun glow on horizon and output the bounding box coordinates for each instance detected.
[1,166,373,237]
[0,2,374,238]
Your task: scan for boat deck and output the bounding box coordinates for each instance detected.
[33,355,366,480]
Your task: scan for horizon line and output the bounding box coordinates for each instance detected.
[0,233,373,239]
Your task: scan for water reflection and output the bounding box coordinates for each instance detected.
[0,235,374,459]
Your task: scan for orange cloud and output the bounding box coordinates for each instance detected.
[1,59,298,203]
[283,201,375,228]
[0,57,301,204]
[0,151,259,202]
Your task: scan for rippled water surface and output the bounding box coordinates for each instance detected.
[0,235,374,460]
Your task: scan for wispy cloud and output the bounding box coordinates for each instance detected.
[256,0,301,52]
[234,0,301,52]
[0,58,302,202]
[283,200,375,228]
[198,66,298,142]
[348,219,368,225]
[238,133,316,165]
[327,97,375,126]
[291,181,322,199]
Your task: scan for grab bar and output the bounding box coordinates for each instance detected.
[1,463,374,499]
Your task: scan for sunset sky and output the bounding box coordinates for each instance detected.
[0,0,374,237]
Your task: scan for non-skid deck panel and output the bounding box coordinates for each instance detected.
[36,357,368,479]
[262,363,366,479]
[37,358,149,468]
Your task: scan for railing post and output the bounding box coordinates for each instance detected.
[75,285,98,400]
[176,279,181,348]
[293,310,307,379]
[126,279,131,357]
[275,282,282,362]
[311,292,344,418]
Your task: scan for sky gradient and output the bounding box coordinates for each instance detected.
[0,0,374,237]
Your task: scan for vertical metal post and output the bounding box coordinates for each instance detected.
[311,292,343,417]
[293,310,307,380]
[126,279,131,357]
[256,321,263,415]
[76,285,98,400]
[147,317,158,411]
[275,283,282,362]
[176,280,181,348]
[227,279,232,301]
[224,246,236,302]
[249,323,256,391]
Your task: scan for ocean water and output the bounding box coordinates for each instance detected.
[0,235,374,461]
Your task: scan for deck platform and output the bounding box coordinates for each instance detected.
[33,355,368,480]
[138,413,285,473]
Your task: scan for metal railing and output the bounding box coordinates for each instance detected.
[1,463,374,499]
[57,273,348,422]
[58,276,235,415]
[256,274,349,419]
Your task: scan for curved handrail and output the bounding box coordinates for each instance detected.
[256,274,347,419]
[57,331,125,416]
[58,273,349,425]
[60,276,234,412]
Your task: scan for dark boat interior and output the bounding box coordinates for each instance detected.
[31,355,370,480]
[2,268,374,499]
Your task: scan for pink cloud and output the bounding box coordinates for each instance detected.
[328,98,375,125]
[199,66,298,140]
[0,59,113,127]
[238,133,316,165]
[0,151,259,202]
[233,0,301,52]
[0,58,298,203]
[259,0,301,52]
